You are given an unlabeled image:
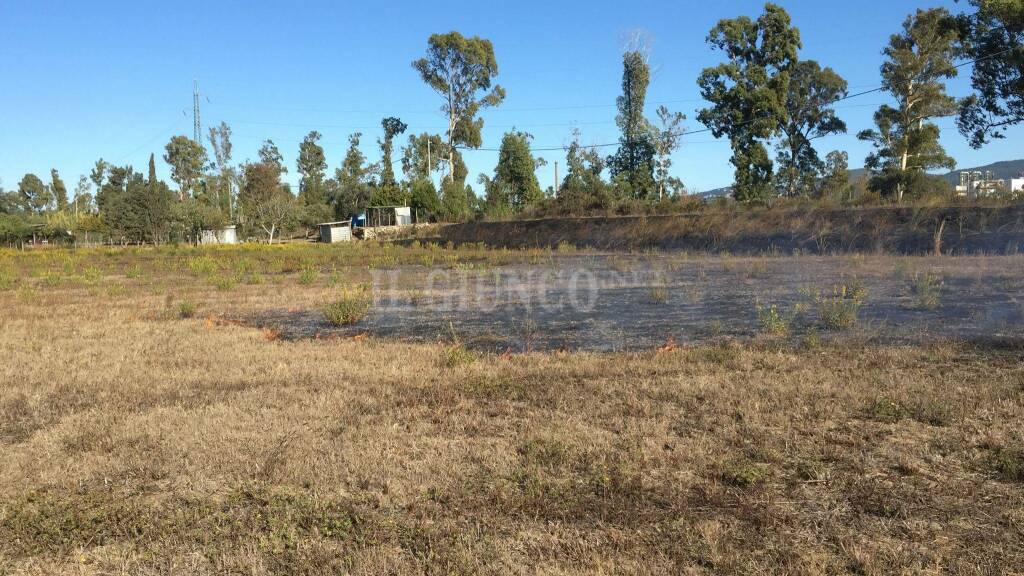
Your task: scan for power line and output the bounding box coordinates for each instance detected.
[457,46,1019,153]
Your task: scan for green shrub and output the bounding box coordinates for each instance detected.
[298,267,319,285]
[756,303,790,336]
[984,445,1024,483]
[212,273,238,291]
[0,269,17,290]
[322,293,371,326]
[177,300,197,319]
[909,272,942,309]
[865,397,907,423]
[186,256,218,276]
[443,345,477,368]
[808,282,866,330]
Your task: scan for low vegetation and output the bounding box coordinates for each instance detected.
[909,271,943,309]
[807,280,867,330]
[322,291,371,327]
[1,243,1022,574]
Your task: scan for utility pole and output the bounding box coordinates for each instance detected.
[426,139,432,182]
[193,79,201,143]
[554,161,559,195]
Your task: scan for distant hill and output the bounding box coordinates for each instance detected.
[852,160,1024,184]
[699,159,1024,197]
[940,160,1024,184]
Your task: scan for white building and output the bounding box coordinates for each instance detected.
[956,171,1006,199]
[1011,178,1024,193]
[200,225,237,245]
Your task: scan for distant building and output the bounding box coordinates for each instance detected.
[1011,177,1024,194]
[956,171,1006,199]
[363,206,413,228]
[318,220,352,243]
[200,225,237,245]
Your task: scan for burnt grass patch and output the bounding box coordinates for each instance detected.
[244,254,1024,352]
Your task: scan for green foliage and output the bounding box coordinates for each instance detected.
[858,8,959,201]
[984,444,1024,483]
[18,173,52,214]
[957,0,1024,147]
[443,344,477,368]
[756,303,791,335]
[163,135,208,200]
[296,131,329,222]
[775,61,848,197]
[412,31,505,178]
[651,106,687,199]
[908,271,943,309]
[177,299,197,319]
[49,169,69,211]
[865,397,909,423]
[0,214,32,245]
[240,161,299,243]
[333,133,373,219]
[378,117,408,189]
[408,178,441,220]
[258,140,287,173]
[556,130,612,214]
[817,151,852,199]
[206,122,236,216]
[607,51,656,200]
[212,273,239,291]
[172,198,227,244]
[440,178,473,222]
[483,131,544,213]
[401,133,447,182]
[100,165,175,244]
[698,3,801,202]
[808,282,866,329]
[322,292,371,326]
[297,267,319,285]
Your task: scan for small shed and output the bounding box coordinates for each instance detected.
[318,220,352,243]
[365,206,413,228]
[201,225,237,245]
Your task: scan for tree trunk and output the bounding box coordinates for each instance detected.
[898,147,909,203]
[447,115,456,183]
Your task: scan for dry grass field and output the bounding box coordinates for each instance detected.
[2,243,1023,575]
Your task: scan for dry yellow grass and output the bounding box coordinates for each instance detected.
[1,245,1023,575]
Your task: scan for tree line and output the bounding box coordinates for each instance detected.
[1,0,1020,245]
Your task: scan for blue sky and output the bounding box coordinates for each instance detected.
[2,0,1021,195]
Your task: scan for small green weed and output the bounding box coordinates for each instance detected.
[177,300,197,319]
[322,292,371,326]
[756,303,790,336]
[298,267,319,285]
[908,272,943,310]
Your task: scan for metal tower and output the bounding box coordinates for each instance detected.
[193,79,201,143]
